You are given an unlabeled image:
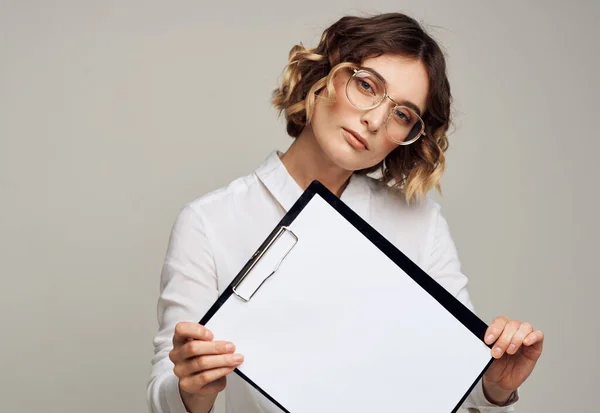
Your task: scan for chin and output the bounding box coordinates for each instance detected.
[323,141,377,172]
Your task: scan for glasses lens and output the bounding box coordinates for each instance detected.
[386,106,424,145]
[346,70,385,108]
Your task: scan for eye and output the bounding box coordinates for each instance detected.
[357,79,376,95]
[393,107,413,124]
[359,80,372,91]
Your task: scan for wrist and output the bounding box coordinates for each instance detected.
[180,389,216,413]
[482,377,513,406]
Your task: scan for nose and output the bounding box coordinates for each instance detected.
[360,102,391,134]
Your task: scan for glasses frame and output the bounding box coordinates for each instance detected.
[345,68,427,145]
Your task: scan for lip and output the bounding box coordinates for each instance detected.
[342,128,369,151]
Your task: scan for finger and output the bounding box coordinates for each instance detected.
[521,330,544,361]
[524,330,545,346]
[179,366,237,393]
[179,340,236,360]
[484,316,509,345]
[506,322,534,355]
[173,322,214,347]
[491,320,520,358]
[178,352,244,377]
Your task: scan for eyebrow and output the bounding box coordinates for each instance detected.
[360,65,425,116]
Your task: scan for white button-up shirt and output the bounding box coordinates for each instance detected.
[147,150,518,413]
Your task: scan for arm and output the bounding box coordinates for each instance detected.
[146,205,224,413]
[424,206,519,412]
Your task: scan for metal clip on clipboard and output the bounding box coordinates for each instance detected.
[232,226,298,302]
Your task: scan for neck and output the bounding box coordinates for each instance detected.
[279,125,353,197]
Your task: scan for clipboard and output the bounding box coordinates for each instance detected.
[200,180,494,413]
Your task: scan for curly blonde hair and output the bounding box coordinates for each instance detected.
[272,13,452,203]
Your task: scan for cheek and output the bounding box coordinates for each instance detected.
[382,138,399,154]
[373,128,400,160]
[330,81,355,116]
[313,81,354,129]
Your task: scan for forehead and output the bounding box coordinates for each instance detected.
[360,54,429,114]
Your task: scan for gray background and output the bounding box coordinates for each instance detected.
[1,0,598,411]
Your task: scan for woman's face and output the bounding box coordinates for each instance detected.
[310,54,429,172]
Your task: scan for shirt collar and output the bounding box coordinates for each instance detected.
[255,150,372,221]
[255,150,304,212]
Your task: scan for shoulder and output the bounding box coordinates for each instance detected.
[362,174,442,220]
[167,170,262,239]
[356,175,445,265]
[184,170,261,216]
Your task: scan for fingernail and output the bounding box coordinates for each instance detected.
[508,344,516,353]
[205,330,214,339]
[493,347,502,357]
[486,334,494,343]
[225,343,235,352]
[233,354,244,362]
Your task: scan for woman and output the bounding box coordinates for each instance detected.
[147,13,544,413]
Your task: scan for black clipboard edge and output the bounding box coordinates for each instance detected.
[451,357,496,413]
[309,180,491,344]
[233,368,291,413]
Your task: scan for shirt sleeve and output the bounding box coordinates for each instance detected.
[146,204,219,413]
[424,205,519,412]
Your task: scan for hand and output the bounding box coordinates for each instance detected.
[169,322,244,399]
[482,316,544,402]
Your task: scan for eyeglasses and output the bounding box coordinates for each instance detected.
[345,68,426,145]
